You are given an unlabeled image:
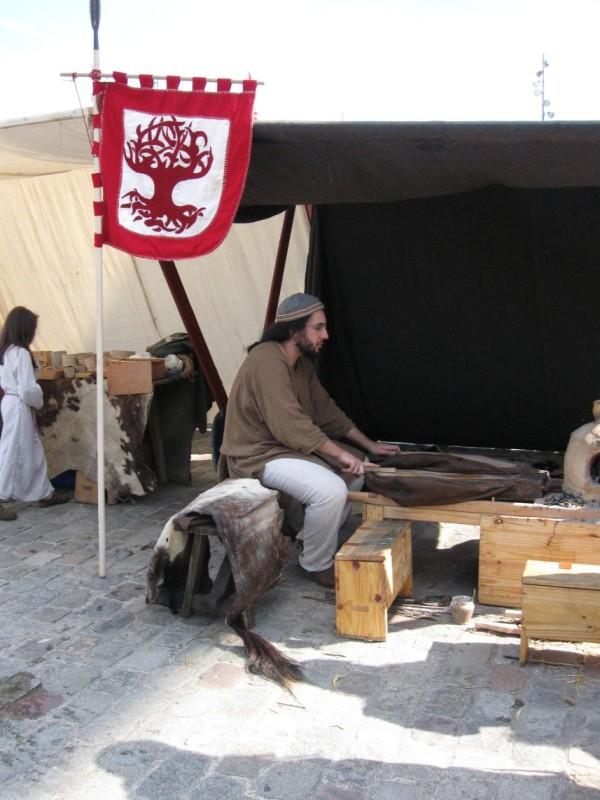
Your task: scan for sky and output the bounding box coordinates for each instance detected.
[1,0,600,124]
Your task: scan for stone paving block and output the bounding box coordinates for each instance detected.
[58,547,98,566]
[81,638,138,668]
[33,659,101,697]
[11,635,62,663]
[313,781,366,800]
[25,605,70,624]
[0,563,35,581]
[75,597,122,621]
[99,740,206,792]
[23,550,63,568]
[187,773,250,800]
[116,643,173,672]
[51,588,92,608]
[133,751,209,800]
[260,759,323,800]
[71,687,117,714]
[91,611,136,634]
[108,581,146,602]
[217,755,264,779]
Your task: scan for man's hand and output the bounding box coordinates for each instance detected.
[337,450,368,476]
[368,441,400,457]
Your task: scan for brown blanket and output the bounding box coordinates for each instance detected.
[366,451,550,506]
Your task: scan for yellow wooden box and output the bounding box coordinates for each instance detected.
[74,471,98,504]
[32,350,52,367]
[520,559,600,664]
[106,359,152,396]
[335,519,413,641]
[479,514,600,608]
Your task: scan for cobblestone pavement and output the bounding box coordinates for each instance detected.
[1,434,600,799]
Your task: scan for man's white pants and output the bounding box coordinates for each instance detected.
[262,458,364,572]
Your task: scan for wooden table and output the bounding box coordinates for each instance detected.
[348,491,600,608]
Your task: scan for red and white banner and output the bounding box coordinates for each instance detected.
[98,76,256,259]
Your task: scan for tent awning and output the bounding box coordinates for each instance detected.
[240,120,600,210]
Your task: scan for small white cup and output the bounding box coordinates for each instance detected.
[450,595,475,625]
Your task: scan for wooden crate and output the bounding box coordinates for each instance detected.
[106,359,152,395]
[335,519,412,641]
[130,357,166,381]
[32,350,52,367]
[37,366,64,380]
[479,514,600,608]
[520,560,600,664]
[74,471,98,504]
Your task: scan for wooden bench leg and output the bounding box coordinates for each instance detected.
[181,534,209,618]
[193,555,234,615]
[519,628,529,665]
[147,396,168,483]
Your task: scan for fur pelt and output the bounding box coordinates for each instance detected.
[146,479,303,686]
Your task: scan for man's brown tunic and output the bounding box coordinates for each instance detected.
[221,341,354,479]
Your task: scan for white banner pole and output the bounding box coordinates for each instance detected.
[91,0,106,578]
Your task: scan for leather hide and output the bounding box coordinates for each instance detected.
[147,478,284,616]
[366,451,550,506]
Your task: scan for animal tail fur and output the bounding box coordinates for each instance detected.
[227,612,304,687]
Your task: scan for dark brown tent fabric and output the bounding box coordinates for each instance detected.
[307,185,600,451]
[239,121,600,213]
[235,121,600,453]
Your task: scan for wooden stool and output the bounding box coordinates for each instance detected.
[179,520,254,627]
[335,519,412,641]
[520,559,600,664]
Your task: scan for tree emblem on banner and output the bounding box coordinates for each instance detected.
[98,78,256,259]
[121,115,215,235]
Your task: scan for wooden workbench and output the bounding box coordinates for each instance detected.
[348,491,600,608]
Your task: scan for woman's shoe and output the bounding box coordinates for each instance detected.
[38,493,70,508]
[0,504,17,521]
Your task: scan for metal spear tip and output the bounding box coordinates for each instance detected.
[90,0,100,28]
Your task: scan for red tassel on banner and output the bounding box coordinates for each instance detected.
[112,71,128,84]
[139,74,154,88]
[94,233,104,247]
[166,75,180,90]
[216,78,232,92]
[91,172,103,188]
[92,114,101,129]
[192,77,207,91]
[91,141,100,156]
[243,79,258,92]
[93,201,104,216]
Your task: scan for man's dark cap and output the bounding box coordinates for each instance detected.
[275,293,324,323]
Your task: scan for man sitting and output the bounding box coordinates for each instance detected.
[220,293,398,587]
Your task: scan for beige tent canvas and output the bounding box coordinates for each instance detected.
[0,110,309,393]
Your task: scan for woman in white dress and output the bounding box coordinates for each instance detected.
[0,307,69,520]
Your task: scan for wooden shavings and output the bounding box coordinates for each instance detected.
[332,673,346,689]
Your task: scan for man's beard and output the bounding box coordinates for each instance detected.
[297,337,320,361]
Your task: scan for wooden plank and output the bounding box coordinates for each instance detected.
[347,491,600,522]
[523,560,600,591]
[74,470,98,504]
[181,534,208,618]
[522,583,600,643]
[335,520,412,641]
[336,520,407,561]
[479,515,600,607]
[335,559,389,641]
